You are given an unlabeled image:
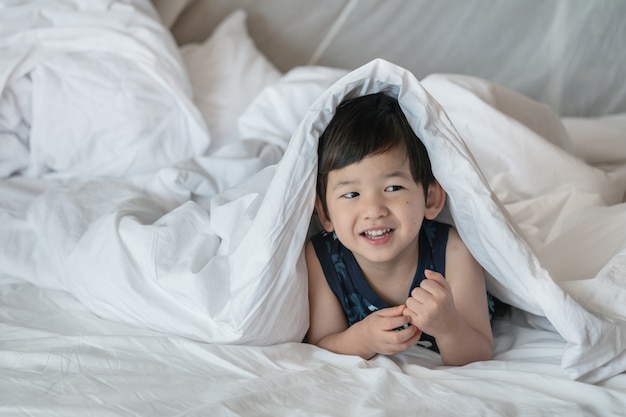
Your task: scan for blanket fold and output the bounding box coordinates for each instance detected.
[0,0,209,178]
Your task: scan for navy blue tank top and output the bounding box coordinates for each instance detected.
[311,219,450,352]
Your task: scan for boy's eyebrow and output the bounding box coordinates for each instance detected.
[384,170,411,178]
[331,170,411,190]
[332,179,359,190]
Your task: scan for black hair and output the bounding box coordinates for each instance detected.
[316,92,435,216]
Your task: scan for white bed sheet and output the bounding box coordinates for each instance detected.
[2,281,626,416]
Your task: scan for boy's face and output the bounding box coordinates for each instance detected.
[316,146,441,269]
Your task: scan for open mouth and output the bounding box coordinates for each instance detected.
[361,228,393,240]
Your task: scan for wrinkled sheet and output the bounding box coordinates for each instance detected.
[2,281,626,416]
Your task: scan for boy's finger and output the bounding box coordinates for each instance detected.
[377,304,406,316]
[384,314,411,331]
[397,324,421,342]
[423,269,450,290]
[424,269,445,282]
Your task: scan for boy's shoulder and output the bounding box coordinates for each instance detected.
[443,225,477,271]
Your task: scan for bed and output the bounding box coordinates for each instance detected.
[1,0,626,415]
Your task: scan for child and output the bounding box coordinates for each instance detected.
[306,92,494,366]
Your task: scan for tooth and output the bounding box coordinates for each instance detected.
[366,229,389,237]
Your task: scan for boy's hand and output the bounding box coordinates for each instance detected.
[403,270,461,337]
[356,305,423,357]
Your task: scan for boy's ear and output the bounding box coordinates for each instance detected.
[314,196,334,232]
[424,181,446,220]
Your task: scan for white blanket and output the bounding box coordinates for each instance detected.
[1,1,625,385]
[0,0,209,178]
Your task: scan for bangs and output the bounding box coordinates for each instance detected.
[319,94,409,174]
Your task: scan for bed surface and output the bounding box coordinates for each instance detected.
[3,282,626,416]
[1,1,626,415]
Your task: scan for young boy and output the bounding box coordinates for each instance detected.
[306,92,494,365]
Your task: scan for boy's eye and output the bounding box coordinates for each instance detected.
[385,185,403,192]
[342,192,359,199]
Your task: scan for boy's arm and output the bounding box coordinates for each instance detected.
[305,242,350,346]
[305,242,421,359]
[404,228,494,365]
[441,227,494,364]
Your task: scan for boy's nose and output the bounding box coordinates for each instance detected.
[362,197,388,219]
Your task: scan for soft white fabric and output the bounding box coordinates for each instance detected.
[562,114,626,166]
[0,1,301,344]
[417,74,626,382]
[2,281,626,416]
[238,66,349,150]
[0,0,209,178]
[181,10,282,153]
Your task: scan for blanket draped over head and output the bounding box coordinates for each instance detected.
[2,35,625,384]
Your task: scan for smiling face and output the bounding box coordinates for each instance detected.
[317,145,441,269]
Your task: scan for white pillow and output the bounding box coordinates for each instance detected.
[180,10,282,154]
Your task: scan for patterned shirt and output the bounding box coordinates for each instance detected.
[311,220,450,352]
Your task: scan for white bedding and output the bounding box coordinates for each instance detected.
[1,0,626,414]
[2,281,626,416]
